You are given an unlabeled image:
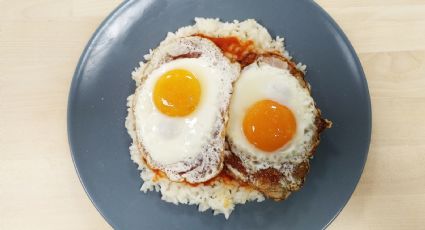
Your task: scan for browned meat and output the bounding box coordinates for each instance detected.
[224,54,332,200]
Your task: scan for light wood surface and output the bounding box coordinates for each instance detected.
[1,1,424,229]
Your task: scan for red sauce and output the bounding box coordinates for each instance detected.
[142,157,251,188]
[196,34,258,66]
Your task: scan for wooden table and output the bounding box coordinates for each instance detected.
[1,1,424,229]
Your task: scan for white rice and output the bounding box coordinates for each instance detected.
[138,18,305,82]
[126,18,305,218]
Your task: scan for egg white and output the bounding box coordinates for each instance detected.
[134,58,222,165]
[226,62,317,172]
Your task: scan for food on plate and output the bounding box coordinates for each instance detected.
[131,36,239,183]
[225,54,331,200]
[125,18,331,218]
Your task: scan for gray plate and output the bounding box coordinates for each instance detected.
[68,0,371,229]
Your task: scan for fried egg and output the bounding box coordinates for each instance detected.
[133,36,240,183]
[226,60,317,172]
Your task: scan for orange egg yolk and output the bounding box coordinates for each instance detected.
[243,99,297,152]
[153,69,201,117]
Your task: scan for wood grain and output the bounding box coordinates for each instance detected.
[0,1,424,229]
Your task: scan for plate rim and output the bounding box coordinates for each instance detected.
[308,1,372,228]
[67,1,132,228]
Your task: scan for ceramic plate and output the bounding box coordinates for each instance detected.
[68,0,371,229]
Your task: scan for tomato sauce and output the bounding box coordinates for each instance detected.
[196,34,258,67]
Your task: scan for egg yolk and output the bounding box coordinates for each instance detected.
[243,99,296,152]
[153,69,201,117]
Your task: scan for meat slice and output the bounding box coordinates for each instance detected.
[224,54,331,200]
